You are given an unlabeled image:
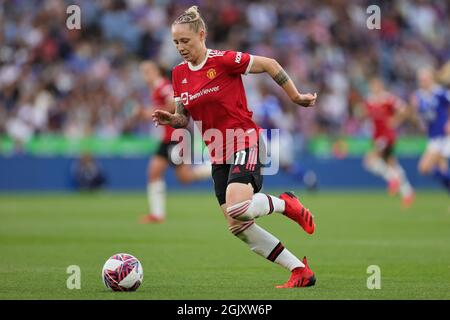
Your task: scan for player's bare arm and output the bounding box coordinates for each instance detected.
[152,99,190,128]
[164,97,176,114]
[249,56,317,107]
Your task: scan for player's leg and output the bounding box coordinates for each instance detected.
[386,156,415,207]
[224,183,304,268]
[363,149,391,182]
[214,170,315,288]
[437,155,448,174]
[437,156,450,192]
[226,189,316,288]
[436,136,450,193]
[364,141,400,195]
[382,141,413,201]
[418,149,438,175]
[418,143,450,192]
[143,155,169,223]
[141,142,170,223]
[225,146,315,234]
[174,163,211,184]
[432,153,450,193]
[223,204,314,287]
[225,182,284,219]
[228,144,316,287]
[226,186,315,234]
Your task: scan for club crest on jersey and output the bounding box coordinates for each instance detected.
[207,68,217,79]
[235,52,242,64]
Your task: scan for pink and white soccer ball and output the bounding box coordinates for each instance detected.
[102,253,143,291]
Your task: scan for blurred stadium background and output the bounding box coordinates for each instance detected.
[1,0,449,300]
[0,0,449,190]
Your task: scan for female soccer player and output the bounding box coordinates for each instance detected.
[152,6,317,288]
[362,77,415,207]
[411,67,450,194]
[138,61,210,223]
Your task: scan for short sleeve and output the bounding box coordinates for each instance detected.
[221,50,254,75]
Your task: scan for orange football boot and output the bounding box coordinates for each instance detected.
[276,257,316,288]
[279,192,315,234]
[139,214,165,224]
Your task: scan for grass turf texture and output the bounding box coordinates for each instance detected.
[0,191,449,300]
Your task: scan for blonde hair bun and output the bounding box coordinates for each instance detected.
[185,6,200,18]
[173,5,206,34]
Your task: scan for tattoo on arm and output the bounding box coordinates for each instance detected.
[273,69,290,86]
[172,100,190,128]
[175,100,188,115]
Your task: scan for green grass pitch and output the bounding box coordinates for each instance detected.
[0,190,449,300]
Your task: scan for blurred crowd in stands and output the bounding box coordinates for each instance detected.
[1,0,450,152]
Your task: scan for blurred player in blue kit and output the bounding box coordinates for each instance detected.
[411,67,450,194]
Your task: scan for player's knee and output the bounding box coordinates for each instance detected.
[177,174,192,185]
[149,170,163,182]
[418,162,431,175]
[226,200,253,221]
[175,167,194,184]
[226,183,254,204]
[148,164,164,182]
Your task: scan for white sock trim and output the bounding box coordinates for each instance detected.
[227,200,252,219]
[226,193,285,221]
[274,249,304,271]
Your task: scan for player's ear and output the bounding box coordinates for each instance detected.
[199,29,206,43]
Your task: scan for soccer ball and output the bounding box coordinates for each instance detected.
[102,253,143,291]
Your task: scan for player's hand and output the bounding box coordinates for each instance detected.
[151,109,173,127]
[294,93,317,107]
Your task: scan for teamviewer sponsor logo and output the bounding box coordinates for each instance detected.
[189,86,220,101]
[181,87,220,105]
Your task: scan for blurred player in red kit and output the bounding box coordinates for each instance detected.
[139,61,210,224]
[151,6,318,288]
[363,77,415,207]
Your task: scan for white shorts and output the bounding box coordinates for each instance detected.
[426,136,450,158]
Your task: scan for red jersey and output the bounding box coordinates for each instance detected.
[365,93,398,144]
[152,78,175,143]
[172,49,260,164]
